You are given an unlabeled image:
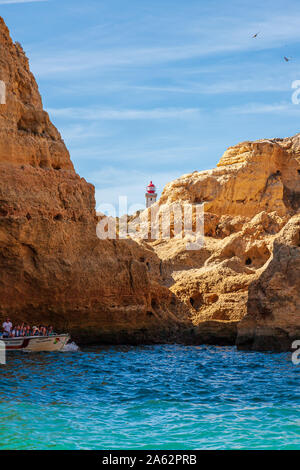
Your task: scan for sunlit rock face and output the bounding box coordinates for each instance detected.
[237,215,300,351]
[0,15,299,349]
[0,18,73,171]
[0,17,190,343]
[143,135,300,350]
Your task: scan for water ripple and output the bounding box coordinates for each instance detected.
[0,345,299,449]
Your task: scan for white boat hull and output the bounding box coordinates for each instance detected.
[2,334,70,352]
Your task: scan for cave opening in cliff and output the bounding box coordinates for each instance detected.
[245,257,252,266]
[0,208,8,217]
[189,293,203,309]
[298,169,300,175]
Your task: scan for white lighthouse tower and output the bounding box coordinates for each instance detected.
[145,181,157,208]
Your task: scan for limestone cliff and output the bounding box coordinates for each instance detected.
[0,17,190,343]
[0,18,72,171]
[1,16,299,350]
[139,137,300,350]
[237,214,300,351]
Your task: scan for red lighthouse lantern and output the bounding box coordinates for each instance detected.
[145,181,157,208]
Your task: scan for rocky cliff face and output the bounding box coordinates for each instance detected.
[0,18,72,171]
[0,17,190,343]
[1,16,299,350]
[141,137,300,350]
[237,214,300,351]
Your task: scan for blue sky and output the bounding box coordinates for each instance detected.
[2,0,300,213]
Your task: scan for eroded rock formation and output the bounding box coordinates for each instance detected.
[237,214,300,351]
[0,16,299,350]
[137,137,300,350]
[0,17,190,343]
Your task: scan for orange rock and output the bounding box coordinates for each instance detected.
[0,18,73,171]
[0,17,190,343]
[237,215,300,351]
[1,16,299,349]
[142,136,300,349]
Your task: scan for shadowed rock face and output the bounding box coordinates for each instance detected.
[0,17,191,343]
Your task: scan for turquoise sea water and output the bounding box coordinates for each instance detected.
[0,345,299,450]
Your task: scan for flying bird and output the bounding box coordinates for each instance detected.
[252,32,260,38]
[284,56,292,62]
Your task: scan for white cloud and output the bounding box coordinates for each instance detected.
[47,106,201,120]
[30,11,300,77]
[58,123,112,141]
[0,0,46,4]
[229,102,299,114]
[91,167,182,214]
[69,144,209,165]
[130,80,290,95]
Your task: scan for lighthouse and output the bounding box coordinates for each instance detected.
[145,181,157,208]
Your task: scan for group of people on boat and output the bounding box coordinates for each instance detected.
[1,318,54,338]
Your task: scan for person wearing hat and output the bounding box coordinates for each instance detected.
[32,326,39,336]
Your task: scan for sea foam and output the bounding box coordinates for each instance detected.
[62,341,80,352]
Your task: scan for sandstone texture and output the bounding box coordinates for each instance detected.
[141,136,300,350]
[0,18,72,171]
[0,17,190,343]
[237,214,300,351]
[155,135,300,350]
[0,17,299,350]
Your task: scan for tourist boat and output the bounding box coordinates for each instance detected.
[1,334,70,352]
